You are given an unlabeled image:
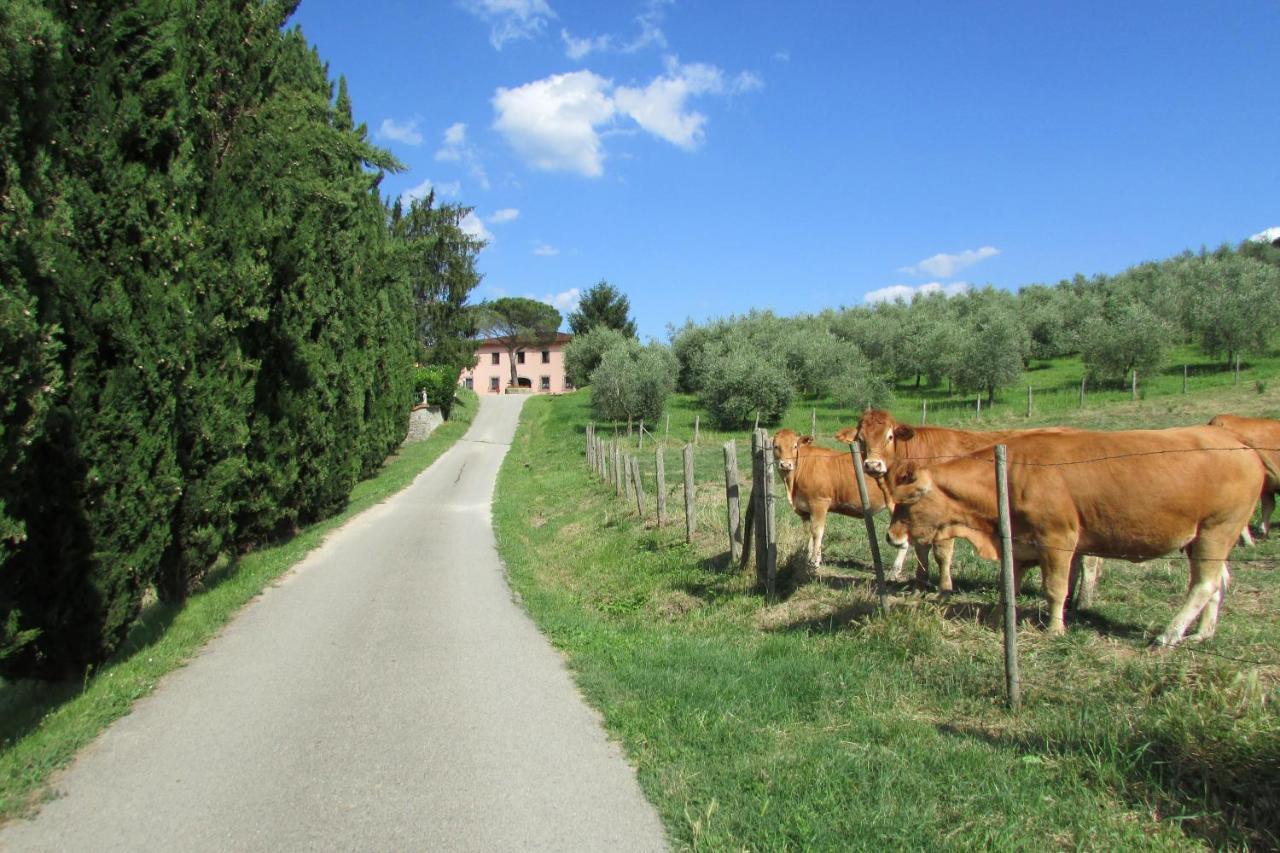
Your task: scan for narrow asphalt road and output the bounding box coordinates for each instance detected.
[1,395,667,851]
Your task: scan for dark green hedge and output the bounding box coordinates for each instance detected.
[0,1,423,678]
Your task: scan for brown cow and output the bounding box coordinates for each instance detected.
[884,426,1264,645]
[835,411,1084,594]
[1208,414,1280,538]
[770,429,951,576]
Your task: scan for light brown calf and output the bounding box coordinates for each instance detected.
[884,426,1263,646]
[1208,414,1280,537]
[836,411,1080,593]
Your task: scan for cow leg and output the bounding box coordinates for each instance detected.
[1261,491,1275,538]
[1156,538,1231,647]
[1039,551,1073,635]
[887,541,911,581]
[1188,564,1231,643]
[1239,522,1255,548]
[905,543,929,585]
[809,501,830,566]
[1076,555,1102,610]
[933,538,956,593]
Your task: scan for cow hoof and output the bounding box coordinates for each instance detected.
[1149,634,1179,650]
[1186,631,1214,644]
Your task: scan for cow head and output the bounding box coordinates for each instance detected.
[771,428,812,473]
[885,462,939,548]
[849,409,914,479]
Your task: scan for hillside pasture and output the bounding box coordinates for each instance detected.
[496,382,1280,850]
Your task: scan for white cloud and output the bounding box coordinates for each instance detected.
[493,70,617,176]
[899,246,1000,279]
[864,281,970,304]
[459,0,555,50]
[774,50,790,62]
[533,242,560,256]
[399,178,461,206]
[493,60,763,174]
[543,288,580,310]
[614,57,763,149]
[560,0,669,59]
[488,207,520,224]
[435,121,491,190]
[562,29,612,59]
[377,117,424,146]
[460,211,494,244]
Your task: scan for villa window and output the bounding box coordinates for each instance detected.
[489,377,500,391]
[540,376,551,391]
[517,351,526,365]
[541,350,550,364]
[490,352,500,365]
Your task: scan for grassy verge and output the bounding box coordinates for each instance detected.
[496,385,1278,850]
[0,389,478,822]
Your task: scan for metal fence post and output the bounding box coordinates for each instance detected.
[683,444,696,543]
[723,441,742,563]
[850,442,888,612]
[994,444,1021,713]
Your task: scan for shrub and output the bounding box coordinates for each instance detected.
[564,326,632,388]
[698,347,794,429]
[590,342,677,424]
[413,365,459,419]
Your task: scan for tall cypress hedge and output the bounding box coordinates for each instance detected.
[0,1,424,679]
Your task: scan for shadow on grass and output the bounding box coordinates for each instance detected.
[936,720,1280,850]
[0,595,183,751]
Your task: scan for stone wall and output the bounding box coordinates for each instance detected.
[403,404,443,444]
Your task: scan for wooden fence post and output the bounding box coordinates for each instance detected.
[625,451,635,503]
[683,444,696,543]
[723,440,742,563]
[628,415,633,439]
[1026,385,1033,418]
[1235,355,1241,384]
[665,414,670,446]
[751,429,767,586]
[976,395,982,418]
[1079,375,1086,408]
[1183,364,1188,394]
[753,410,760,432]
[1131,369,1137,401]
[655,446,667,527]
[994,444,1021,713]
[631,456,646,518]
[811,408,817,439]
[760,429,778,596]
[586,424,594,467]
[638,420,645,450]
[598,437,606,480]
[693,415,700,447]
[614,442,623,496]
[921,399,927,424]
[850,442,888,612]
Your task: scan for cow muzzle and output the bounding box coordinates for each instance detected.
[777,459,795,472]
[864,457,887,478]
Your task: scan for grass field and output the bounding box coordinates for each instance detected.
[495,380,1280,850]
[0,390,478,823]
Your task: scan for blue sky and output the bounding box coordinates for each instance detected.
[290,1,1278,340]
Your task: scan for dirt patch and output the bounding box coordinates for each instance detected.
[656,591,704,621]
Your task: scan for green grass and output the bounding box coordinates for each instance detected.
[0,389,478,822]
[495,382,1280,850]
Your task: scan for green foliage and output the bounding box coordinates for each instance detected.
[1175,251,1280,364]
[1080,300,1171,381]
[698,346,794,429]
[589,341,676,423]
[391,194,484,378]
[568,280,637,337]
[476,297,562,389]
[0,1,426,678]
[564,326,631,388]
[412,365,458,419]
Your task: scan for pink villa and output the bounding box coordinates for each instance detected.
[458,333,575,395]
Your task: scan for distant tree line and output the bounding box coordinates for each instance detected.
[662,241,1280,428]
[0,2,481,678]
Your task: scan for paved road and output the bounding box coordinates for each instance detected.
[1,395,667,852]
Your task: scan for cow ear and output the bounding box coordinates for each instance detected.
[799,435,814,445]
[894,425,915,441]
[834,428,855,444]
[896,461,918,484]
